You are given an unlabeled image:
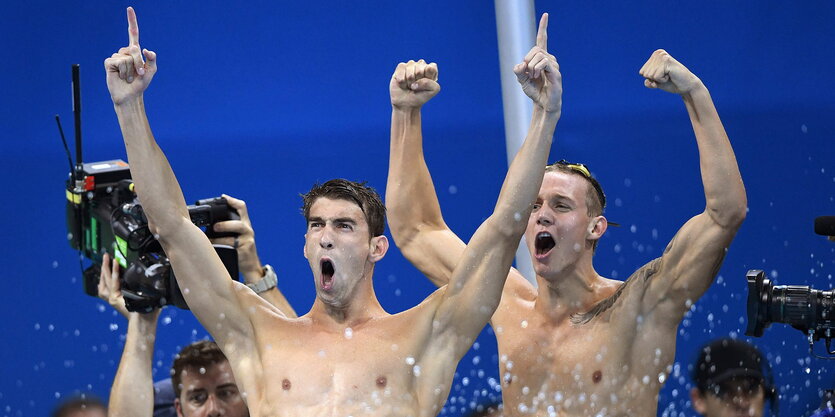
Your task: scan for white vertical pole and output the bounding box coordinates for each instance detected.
[495,0,537,285]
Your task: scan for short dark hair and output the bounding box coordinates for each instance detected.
[171,340,228,398]
[301,179,386,238]
[52,395,106,417]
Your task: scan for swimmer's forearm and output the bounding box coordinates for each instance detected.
[387,106,462,286]
[681,84,747,227]
[493,106,558,225]
[388,107,446,233]
[115,99,191,236]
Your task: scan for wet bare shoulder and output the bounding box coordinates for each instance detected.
[570,257,663,325]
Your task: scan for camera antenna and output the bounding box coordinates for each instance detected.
[72,64,83,176]
[55,115,75,183]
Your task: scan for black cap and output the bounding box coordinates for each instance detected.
[693,338,765,392]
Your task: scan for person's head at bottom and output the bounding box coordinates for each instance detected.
[52,395,106,417]
[172,340,249,417]
[690,338,775,417]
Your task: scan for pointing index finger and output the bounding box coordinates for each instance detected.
[127,6,140,46]
[536,13,548,50]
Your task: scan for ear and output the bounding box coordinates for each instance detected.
[690,387,707,414]
[303,233,308,259]
[174,398,185,417]
[369,235,389,263]
[586,216,608,241]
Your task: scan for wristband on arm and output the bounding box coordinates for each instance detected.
[247,264,277,294]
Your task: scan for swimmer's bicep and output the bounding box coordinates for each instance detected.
[640,213,736,320]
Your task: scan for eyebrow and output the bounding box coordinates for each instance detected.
[549,195,576,204]
[185,383,238,396]
[308,217,358,225]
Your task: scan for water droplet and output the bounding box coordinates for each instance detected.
[199,367,206,374]
[412,365,421,376]
[52,261,59,268]
[642,375,650,384]
[344,327,353,339]
[405,356,415,365]
[520,320,528,328]
[448,185,458,194]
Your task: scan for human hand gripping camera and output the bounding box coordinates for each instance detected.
[99,252,249,417]
[100,189,294,417]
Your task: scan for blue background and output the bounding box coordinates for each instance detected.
[1,1,834,416]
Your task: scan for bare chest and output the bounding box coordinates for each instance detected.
[493,314,667,416]
[250,321,447,417]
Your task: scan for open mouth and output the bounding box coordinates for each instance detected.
[320,259,335,290]
[535,232,556,256]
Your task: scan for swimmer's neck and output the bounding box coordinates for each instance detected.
[308,275,388,328]
[533,262,607,320]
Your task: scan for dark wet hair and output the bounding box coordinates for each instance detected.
[171,340,228,398]
[52,395,106,417]
[301,179,386,238]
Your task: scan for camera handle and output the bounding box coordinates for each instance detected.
[808,330,835,360]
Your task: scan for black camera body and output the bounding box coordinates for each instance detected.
[746,269,835,354]
[66,160,239,312]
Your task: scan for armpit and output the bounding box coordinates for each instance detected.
[570,258,662,325]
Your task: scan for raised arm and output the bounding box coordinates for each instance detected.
[637,50,747,323]
[386,58,461,286]
[386,48,534,296]
[104,7,258,362]
[430,14,562,357]
[99,254,160,417]
[210,194,297,317]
